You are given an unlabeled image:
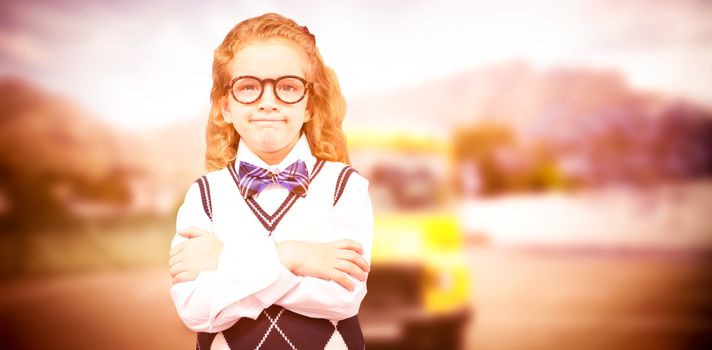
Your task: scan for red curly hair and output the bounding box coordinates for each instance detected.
[204,13,349,171]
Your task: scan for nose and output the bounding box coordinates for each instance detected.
[257,83,279,111]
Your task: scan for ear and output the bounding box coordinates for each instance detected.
[304,111,311,123]
[220,97,232,123]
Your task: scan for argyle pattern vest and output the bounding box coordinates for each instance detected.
[193,160,364,350]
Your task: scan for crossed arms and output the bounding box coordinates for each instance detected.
[168,177,374,333]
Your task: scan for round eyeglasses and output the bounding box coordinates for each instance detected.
[225,75,313,104]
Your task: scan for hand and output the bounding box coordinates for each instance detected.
[276,239,370,292]
[169,227,224,284]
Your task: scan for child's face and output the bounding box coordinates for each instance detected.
[221,38,312,164]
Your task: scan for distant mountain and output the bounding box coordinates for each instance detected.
[0,77,135,227]
[346,61,711,190]
[346,61,671,132]
[0,77,205,228]
[0,77,126,181]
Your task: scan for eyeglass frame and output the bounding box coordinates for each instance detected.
[224,75,314,104]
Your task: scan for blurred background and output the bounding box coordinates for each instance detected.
[1,0,711,349]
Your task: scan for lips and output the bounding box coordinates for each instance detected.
[250,117,287,123]
[251,117,286,123]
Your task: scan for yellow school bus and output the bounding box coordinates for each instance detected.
[347,128,472,350]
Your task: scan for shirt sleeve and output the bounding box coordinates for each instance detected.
[275,174,374,321]
[168,182,300,333]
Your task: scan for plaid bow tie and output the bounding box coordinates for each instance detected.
[237,160,309,198]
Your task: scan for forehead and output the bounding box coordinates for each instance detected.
[229,38,310,78]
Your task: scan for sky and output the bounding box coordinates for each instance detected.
[1,0,711,130]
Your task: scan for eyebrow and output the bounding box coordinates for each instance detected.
[231,70,307,78]
[235,74,306,78]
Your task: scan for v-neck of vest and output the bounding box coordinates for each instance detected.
[228,159,326,234]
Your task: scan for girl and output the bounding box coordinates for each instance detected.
[167,13,373,350]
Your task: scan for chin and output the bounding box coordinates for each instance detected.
[255,140,290,153]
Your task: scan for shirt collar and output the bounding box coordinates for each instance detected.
[236,133,315,175]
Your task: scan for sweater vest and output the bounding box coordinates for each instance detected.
[193,159,364,350]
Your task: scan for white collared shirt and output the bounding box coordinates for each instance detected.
[169,134,373,349]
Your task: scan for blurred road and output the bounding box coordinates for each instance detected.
[2,245,711,349]
[0,267,193,349]
[466,247,712,350]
